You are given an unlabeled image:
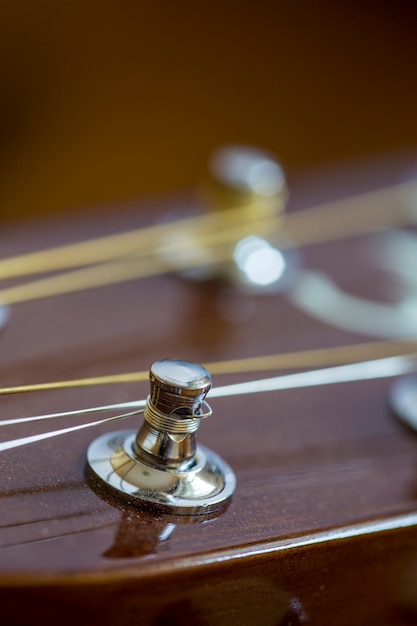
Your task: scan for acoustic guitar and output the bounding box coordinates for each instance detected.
[1,147,417,625]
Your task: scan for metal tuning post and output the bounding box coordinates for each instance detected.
[87,359,236,515]
[203,144,288,222]
[170,144,300,292]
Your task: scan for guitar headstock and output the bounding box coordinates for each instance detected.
[1,148,417,625]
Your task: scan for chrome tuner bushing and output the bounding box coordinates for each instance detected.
[87,359,236,514]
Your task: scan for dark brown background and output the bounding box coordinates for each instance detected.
[1,1,417,220]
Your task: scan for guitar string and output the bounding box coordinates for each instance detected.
[0,178,416,305]
[0,204,275,279]
[0,222,246,305]
[0,409,144,453]
[0,353,415,452]
[0,177,415,280]
[0,399,148,426]
[0,210,229,280]
[0,185,416,443]
[0,338,415,396]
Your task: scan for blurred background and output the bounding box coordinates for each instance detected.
[1,1,417,220]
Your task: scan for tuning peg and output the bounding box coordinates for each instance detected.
[203,144,288,221]
[87,359,235,515]
[163,145,300,292]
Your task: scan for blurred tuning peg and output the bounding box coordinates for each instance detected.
[203,144,288,221]
[163,145,300,292]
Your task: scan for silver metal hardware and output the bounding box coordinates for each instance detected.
[208,145,301,292]
[204,144,287,215]
[389,374,417,432]
[87,359,236,514]
[0,303,9,331]
[161,145,299,292]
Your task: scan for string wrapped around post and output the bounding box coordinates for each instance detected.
[87,359,236,515]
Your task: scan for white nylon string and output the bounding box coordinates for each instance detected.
[209,354,417,398]
[0,409,144,452]
[1,354,415,452]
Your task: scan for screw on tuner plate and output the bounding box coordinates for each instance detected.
[87,359,236,515]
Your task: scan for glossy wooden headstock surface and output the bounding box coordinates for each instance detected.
[1,153,417,625]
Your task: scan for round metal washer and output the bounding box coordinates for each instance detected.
[87,429,236,515]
